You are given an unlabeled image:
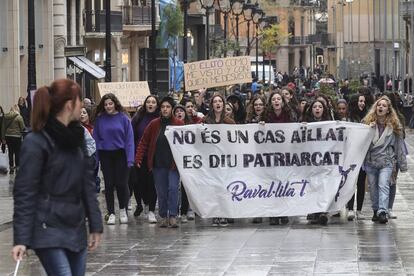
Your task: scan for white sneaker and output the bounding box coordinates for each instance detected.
[347,210,355,221]
[119,209,128,224]
[356,211,363,220]
[181,215,188,223]
[187,210,195,221]
[388,209,397,219]
[107,214,116,225]
[127,201,132,211]
[148,211,157,223]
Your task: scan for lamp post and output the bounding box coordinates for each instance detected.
[218,0,232,57]
[199,0,215,59]
[27,0,36,111]
[252,8,263,78]
[182,0,189,91]
[150,0,157,94]
[231,0,244,56]
[260,17,272,83]
[346,0,353,79]
[105,0,111,82]
[243,0,255,56]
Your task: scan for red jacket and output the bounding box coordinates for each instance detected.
[135,117,184,171]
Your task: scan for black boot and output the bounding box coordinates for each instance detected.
[307,213,319,224]
[252,217,263,224]
[280,216,289,225]
[319,213,328,225]
[269,217,279,225]
[372,210,378,222]
[378,212,388,224]
[134,205,143,217]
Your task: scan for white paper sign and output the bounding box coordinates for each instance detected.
[165,122,374,218]
[97,81,150,107]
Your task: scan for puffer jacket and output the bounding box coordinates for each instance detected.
[13,130,103,252]
[364,126,407,172]
[1,111,25,139]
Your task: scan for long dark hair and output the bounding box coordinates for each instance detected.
[204,93,226,124]
[180,98,196,124]
[267,91,293,119]
[132,95,160,125]
[246,95,267,123]
[95,93,124,118]
[348,94,367,122]
[303,99,330,122]
[31,79,81,132]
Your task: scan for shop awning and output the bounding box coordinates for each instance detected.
[68,56,106,79]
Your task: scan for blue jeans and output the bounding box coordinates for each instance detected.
[152,168,180,218]
[35,248,87,276]
[365,164,393,215]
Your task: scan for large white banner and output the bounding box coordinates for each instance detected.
[165,122,374,218]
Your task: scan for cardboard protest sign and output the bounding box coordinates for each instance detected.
[184,56,252,91]
[97,81,150,108]
[165,122,374,218]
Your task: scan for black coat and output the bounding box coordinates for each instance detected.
[13,131,103,252]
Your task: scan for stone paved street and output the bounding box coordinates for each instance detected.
[1,131,414,275]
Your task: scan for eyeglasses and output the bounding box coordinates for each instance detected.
[254,103,264,107]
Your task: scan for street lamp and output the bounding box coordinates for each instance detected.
[182,0,190,92]
[259,17,271,83]
[217,0,232,57]
[231,0,244,56]
[199,0,216,59]
[105,0,111,82]
[27,0,36,111]
[252,7,264,78]
[346,0,353,79]
[243,0,255,56]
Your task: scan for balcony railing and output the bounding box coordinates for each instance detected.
[309,33,335,46]
[84,10,123,33]
[122,5,152,25]
[401,1,414,19]
[289,0,315,7]
[288,36,310,45]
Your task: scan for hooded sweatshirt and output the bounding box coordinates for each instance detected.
[1,111,25,140]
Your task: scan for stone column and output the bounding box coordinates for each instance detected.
[277,47,289,74]
[294,48,301,68]
[11,0,20,100]
[79,0,84,45]
[114,36,122,82]
[130,36,139,81]
[53,0,67,79]
[70,0,76,46]
[305,47,311,68]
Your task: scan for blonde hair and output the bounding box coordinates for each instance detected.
[362,95,403,136]
[10,104,20,114]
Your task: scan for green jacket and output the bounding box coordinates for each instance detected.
[1,111,25,140]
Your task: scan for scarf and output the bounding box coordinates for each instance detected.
[44,117,85,150]
[371,124,393,149]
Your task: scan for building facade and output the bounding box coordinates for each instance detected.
[328,0,403,86]
[0,0,54,110]
[401,0,414,90]
[252,0,317,74]
[0,0,158,110]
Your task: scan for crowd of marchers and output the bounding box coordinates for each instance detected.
[7,77,408,275]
